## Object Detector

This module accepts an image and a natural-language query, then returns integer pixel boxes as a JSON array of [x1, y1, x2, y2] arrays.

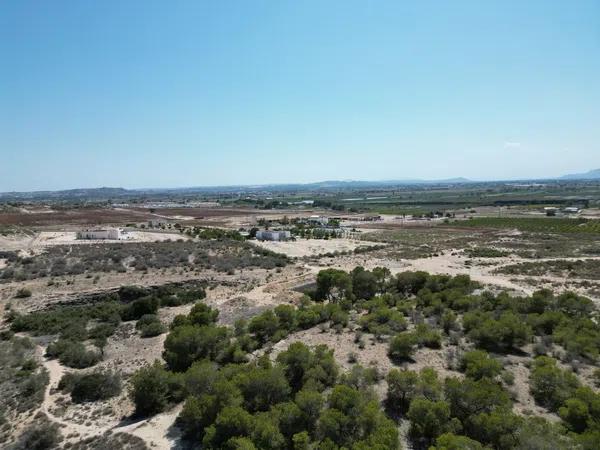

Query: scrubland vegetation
[[0, 239, 287, 282], [497, 259, 600, 280], [0, 335, 49, 447], [118, 267, 600, 449], [3, 192, 600, 448], [7, 284, 206, 368]]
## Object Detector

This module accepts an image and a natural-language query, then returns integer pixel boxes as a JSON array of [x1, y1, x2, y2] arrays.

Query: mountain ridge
[[560, 168, 600, 180], [2, 171, 600, 199]]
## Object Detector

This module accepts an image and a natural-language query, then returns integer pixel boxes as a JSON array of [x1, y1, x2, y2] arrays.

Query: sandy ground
[[0, 233, 36, 252], [35, 337, 184, 448], [252, 238, 369, 258], [116, 404, 183, 449], [0, 230, 187, 258], [30, 230, 184, 248]]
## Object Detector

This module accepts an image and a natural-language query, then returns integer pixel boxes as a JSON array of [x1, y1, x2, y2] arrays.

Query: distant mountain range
[[560, 168, 600, 180], [1, 171, 599, 201], [0, 178, 474, 200]]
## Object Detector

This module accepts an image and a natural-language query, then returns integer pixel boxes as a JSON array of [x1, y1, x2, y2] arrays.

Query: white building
[[255, 230, 291, 241], [308, 215, 329, 226], [148, 219, 169, 228], [76, 228, 121, 240]]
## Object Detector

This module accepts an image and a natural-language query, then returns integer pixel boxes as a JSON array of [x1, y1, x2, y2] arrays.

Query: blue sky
[[1, 1, 599, 191]]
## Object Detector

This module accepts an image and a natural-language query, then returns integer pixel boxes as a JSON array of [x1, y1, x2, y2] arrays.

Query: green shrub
[[460, 350, 502, 380], [46, 340, 100, 368], [529, 356, 580, 411], [14, 287, 32, 298], [135, 314, 166, 337], [414, 323, 442, 349], [130, 362, 179, 416], [141, 321, 167, 337], [388, 332, 417, 362], [11, 420, 61, 450], [465, 311, 532, 352], [163, 324, 230, 371], [59, 371, 121, 403], [407, 398, 456, 445], [121, 295, 159, 321]]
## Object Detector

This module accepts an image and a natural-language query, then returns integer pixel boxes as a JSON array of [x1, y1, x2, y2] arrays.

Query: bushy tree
[[188, 302, 219, 326], [351, 266, 378, 300], [407, 398, 456, 445], [248, 310, 279, 345], [558, 386, 600, 433], [251, 414, 286, 449], [388, 332, 417, 362], [203, 406, 255, 449], [414, 323, 442, 349], [515, 417, 574, 449], [465, 311, 532, 352], [529, 356, 579, 411], [295, 389, 324, 431], [122, 295, 159, 321], [130, 362, 177, 416], [444, 377, 511, 422], [431, 433, 483, 450], [136, 314, 166, 337], [163, 324, 230, 371], [46, 340, 101, 369], [392, 271, 429, 295], [468, 409, 522, 449], [315, 269, 353, 302], [359, 306, 407, 336], [460, 350, 502, 380], [236, 365, 291, 412], [276, 343, 338, 392], [59, 371, 121, 403], [386, 368, 418, 413]]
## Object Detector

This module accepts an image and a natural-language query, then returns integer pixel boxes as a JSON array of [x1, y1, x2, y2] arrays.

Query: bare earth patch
[[252, 238, 367, 258]]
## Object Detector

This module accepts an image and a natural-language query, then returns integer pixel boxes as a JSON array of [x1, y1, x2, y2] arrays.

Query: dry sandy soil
[[252, 237, 368, 258], [32, 230, 183, 247], [0, 229, 186, 256]]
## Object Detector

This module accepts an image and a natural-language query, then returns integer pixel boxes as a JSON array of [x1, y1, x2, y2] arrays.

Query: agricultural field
[[455, 217, 600, 234]]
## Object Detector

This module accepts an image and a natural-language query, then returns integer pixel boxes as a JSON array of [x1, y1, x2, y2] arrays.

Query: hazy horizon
[[2, 1, 599, 192], [4, 170, 600, 194]]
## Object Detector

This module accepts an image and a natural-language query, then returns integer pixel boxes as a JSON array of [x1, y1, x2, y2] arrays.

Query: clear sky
[[1, 1, 599, 191]]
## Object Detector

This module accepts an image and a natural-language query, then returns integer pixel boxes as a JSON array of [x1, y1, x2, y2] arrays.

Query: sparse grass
[[0, 337, 48, 446], [496, 259, 600, 280], [465, 247, 510, 258], [0, 239, 288, 282]]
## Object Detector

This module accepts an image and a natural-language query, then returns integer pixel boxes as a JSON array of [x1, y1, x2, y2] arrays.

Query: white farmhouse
[[255, 230, 291, 241], [76, 228, 121, 240], [308, 215, 329, 226]]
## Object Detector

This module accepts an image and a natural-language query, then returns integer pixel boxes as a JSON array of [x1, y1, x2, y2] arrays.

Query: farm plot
[[455, 217, 600, 234]]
